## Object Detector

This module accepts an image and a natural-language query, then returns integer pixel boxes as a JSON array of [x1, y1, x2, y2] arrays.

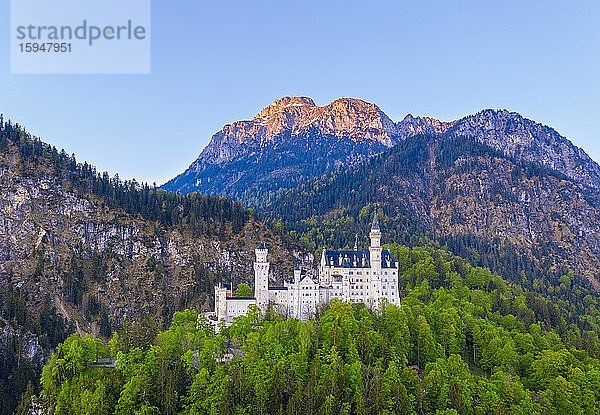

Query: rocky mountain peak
[[397, 113, 455, 137], [448, 109, 600, 189], [212, 97, 401, 152], [268, 96, 316, 109], [303, 97, 397, 143], [327, 97, 383, 113], [254, 96, 316, 121]]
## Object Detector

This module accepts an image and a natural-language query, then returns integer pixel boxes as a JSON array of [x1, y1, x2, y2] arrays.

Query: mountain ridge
[[163, 97, 599, 197], [259, 132, 600, 288]]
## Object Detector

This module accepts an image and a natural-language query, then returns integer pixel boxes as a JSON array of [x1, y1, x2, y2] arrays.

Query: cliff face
[[164, 98, 599, 201], [0, 145, 303, 333], [162, 97, 406, 198]]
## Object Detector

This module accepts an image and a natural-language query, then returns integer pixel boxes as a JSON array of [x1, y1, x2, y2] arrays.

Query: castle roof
[[322, 249, 397, 269], [257, 242, 267, 250], [298, 274, 317, 284]]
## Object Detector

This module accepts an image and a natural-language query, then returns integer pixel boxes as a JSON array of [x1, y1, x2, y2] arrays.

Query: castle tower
[[254, 243, 270, 312], [369, 214, 381, 249], [214, 284, 228, 323], [368, 214, 382, 307], [293, 266, 301, 284]]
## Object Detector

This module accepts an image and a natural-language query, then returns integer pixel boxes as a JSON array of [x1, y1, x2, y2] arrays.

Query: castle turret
[[215, 284, 228, 323], [254, 243, 270, 311], [369, 214, 381, 248], [293, 265, 302, 284]]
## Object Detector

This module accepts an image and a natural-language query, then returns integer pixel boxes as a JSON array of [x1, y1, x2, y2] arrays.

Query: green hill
[[39, 245, 600, 414]]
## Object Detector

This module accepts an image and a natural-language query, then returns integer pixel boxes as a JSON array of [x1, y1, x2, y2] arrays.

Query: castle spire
[[354, 234, 358, 250], [371, 213, 380, 232], [369, 213, 381, 248]]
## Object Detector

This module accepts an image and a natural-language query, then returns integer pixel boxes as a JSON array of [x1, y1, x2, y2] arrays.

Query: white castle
[[210, 215, 400, 326]]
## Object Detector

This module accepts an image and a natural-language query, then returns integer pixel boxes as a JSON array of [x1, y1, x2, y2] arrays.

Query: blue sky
[[1, 1, 599, 184]]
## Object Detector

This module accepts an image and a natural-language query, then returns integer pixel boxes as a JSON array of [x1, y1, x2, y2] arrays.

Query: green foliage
[[234, 283, 253, 298], [40, 247, 600, 414], [0, 290, 69, 415], [253, 132, 599, 353]]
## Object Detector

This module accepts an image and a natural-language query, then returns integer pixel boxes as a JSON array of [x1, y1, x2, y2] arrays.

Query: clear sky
[[1, 1, 599, 184]]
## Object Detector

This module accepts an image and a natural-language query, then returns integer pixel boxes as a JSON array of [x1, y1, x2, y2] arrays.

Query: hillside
[[0, 119, 307, 414], [163, 98, 599, 290], [258, 133, 600, 291], [38, 246, 600, 414]]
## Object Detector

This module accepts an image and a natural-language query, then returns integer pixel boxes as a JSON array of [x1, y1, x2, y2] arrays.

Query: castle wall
[[211, 216, 400, 326]]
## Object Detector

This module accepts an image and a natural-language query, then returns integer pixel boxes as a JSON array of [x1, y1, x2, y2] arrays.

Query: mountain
[[163, 98, 600, 202], [162, 97, 407, 200], [3, 101, 599, 412], [0, 119, 306, 414], [164, 96, 599, 288], [261, 133, 600, 288], [447, 109, 600, 190]]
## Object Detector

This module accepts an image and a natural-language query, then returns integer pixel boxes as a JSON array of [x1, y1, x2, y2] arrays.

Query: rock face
[[163, 98, 599, 200], [0, 132, 308, 358], [0, 162, 301, 335], [446, 109, 600, 190], [162, 97, 405, 198]]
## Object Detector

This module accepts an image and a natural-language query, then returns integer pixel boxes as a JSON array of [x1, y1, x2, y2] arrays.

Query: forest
[[0, 118, 250, 236], [253, 134, 600, 360], [37, 246, 600, 414], [0, 117, 252, 414]]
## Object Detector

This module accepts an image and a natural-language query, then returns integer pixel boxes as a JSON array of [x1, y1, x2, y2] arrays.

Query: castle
[[210, 215, 400, 326]]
